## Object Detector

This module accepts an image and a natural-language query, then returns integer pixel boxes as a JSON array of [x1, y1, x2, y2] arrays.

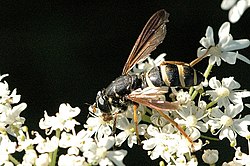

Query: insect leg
[[112, 112, 118, 135], [189, 48, 210, 67], [133, 104, 141, 144], [155, 109, 194, 148]]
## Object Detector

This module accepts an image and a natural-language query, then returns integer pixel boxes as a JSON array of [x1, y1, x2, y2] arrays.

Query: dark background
[[0, 0, 250, 165]]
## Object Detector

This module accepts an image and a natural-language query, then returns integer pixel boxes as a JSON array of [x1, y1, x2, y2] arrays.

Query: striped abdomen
[[144, 63, 204, 88]]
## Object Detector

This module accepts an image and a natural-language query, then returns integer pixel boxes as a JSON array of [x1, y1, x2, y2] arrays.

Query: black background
[[0, 0, 250, 165]]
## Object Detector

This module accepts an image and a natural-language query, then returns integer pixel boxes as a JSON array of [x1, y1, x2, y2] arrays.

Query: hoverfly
[[93, 9, 207, 145]]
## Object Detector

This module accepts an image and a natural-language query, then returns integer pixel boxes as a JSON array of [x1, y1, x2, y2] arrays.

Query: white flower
[[16, 134, 36, 152], [202, 149, 219, 164], [115, 116, 147, 148], [221, 0, 250, 23], [58, 103, 81, 119], [59, 132, 80, 148], [36, 136, 59, 153], [8, 89, 21, 105], [198, 22, 250, 66], [0, 134, 16, 154], [0, 78, 10, 97], [0, 135, 16, 165], [173, 89, 192, 105], [58, 154, 86, 166], [132, 53, 166, 74], [0, 102, 26, 137], [207, 104, 249, 144], [222, 161, 243, 166], [35, 153, 50, 166], [22, 149, 38, 165], [84, 116, 112, 141], [0, 74, 9, 82], [0, 74, 21, 105], [176, 103, 208, 141], [206, 77, 250, 107], [142, 125, 191, 163], [83, 136, 127, 166], [174, 155, 198, 166], [39, 103, 80, 134], [59, 129, 95, 154], [39, 111, 63, 134], [233, 146, 250, 166]]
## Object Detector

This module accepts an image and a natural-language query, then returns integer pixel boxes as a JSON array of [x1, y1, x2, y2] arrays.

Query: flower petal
[[209, 77, 221, 89], [218, 22, 230, 43], [229, 0, 249, 23], [219, 127, 236, 142], [116, 116, 129, 130], [223, 39, 250, 51], [220, 51, 237, 64], [107, 150, 127, 166], [98, 136, 115, 150], [234, 115, 250, 137], [142, 138, 157, 150], [200, 26, 215, 48], [221, 0, 237, 10], [115, 131, 128, 147], [222, 77, 240, 90], [237, 52, 250, 64], [225, 104, 243, 118]]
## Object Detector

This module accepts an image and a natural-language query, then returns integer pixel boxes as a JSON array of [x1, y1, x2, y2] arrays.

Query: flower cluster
[[1, 6, 250, 166]]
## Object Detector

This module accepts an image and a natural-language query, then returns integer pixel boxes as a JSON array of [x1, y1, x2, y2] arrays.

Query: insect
[[93, 9, 207, 145]]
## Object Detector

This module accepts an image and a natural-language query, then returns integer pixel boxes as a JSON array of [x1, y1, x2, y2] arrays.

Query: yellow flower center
[[220, 115, 233, 127], [208, 46, 221, 57], [216, 87, 230, 97]]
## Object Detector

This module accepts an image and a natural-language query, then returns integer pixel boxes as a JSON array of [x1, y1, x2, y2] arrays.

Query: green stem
[[206, 97, 219, 109], [189, 87, 194, 96], [191, 64, 214, 100], [191, 90, 199, 101], [203, 64, 213, 78], [8, 154, 20, 165], [50, 129, 61, 166], [200, 135, 220, 141]]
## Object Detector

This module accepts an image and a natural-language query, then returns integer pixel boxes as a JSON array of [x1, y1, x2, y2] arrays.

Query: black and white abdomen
[[144, 63, 204, 88]]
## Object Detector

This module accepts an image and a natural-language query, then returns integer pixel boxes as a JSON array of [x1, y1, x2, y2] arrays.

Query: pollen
[[130, 127, 135, 133], [208, 46, 221, 57], [216, 87, 230, 97], [220, 115, 233, 127]]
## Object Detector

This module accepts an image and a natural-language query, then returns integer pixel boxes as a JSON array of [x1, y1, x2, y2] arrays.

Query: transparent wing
[[127, 87, 179, 111], [122, 9, 169, 75], [127, 95, 179, 111]]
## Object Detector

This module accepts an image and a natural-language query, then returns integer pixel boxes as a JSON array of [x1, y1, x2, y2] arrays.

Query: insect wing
[[122, 9, 169, 75], [127, 95, 179, 111], [130, 86, 169, 95], [127, 86, 179, 111]]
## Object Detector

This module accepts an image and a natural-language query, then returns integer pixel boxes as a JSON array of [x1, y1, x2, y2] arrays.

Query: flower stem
[[50, 129, 61, 166], [191, 90, 199, 101], [203, 64, 213, 78], [206, 97, 219, 109], [191, 64, 214, 100], [200, 135, 220, 141], [8, 154, 20, 165], [189, 87, 194, 96]]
